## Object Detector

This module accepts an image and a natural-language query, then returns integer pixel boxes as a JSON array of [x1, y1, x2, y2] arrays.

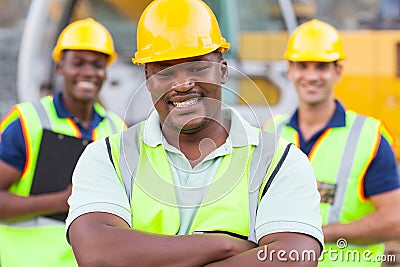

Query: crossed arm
[[67, 136, 322, 266], [69, 212, 321, 267]]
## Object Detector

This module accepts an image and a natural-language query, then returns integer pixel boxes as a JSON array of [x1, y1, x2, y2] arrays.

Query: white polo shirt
[[66, 108, 323, 247]]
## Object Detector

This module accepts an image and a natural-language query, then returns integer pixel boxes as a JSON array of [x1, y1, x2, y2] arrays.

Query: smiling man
[[0, 18, 126, 267], [265, 19, 400, 267], [66, 1, 323, 266]]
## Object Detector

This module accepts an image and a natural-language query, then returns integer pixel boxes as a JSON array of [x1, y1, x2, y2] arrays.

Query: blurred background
[[0, 0, 30, 118], [4, 0, 400, 160], [1, 0, 400, 265]]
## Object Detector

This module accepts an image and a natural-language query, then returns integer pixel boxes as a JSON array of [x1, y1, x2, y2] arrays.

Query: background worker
[[0, 18, 126, 267], [66, 0, 323, 266], [265, 19, 400, 266]]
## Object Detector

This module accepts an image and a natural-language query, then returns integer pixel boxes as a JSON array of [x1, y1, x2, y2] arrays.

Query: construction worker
[[265, 19, 400, 266], [66, 1, 323, 266], [0, 18, 126, 266]]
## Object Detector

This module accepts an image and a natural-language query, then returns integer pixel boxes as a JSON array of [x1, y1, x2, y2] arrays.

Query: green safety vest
[[0, 95, 126, 267], [106, 122, 292, 239], [271, 111, 385, 267]]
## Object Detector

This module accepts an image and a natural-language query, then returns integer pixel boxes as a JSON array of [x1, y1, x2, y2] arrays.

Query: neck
[[61, 94, 94, 129], [162, 116, 230, 167], [297, 99, 336, 141]]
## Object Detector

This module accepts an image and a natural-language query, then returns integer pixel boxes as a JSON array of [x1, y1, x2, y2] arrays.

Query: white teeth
[[77, 81, 95, 89], [173, 98, 199, 108]]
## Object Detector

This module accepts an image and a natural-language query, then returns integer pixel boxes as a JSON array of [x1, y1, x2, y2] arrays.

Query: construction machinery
[[18, 0, 400, 159]]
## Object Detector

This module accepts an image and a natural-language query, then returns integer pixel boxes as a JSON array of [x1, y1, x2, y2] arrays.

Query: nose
[[303, 68, 319, 81], [171, 72, 195, 92], [80, 62, 98, 76]]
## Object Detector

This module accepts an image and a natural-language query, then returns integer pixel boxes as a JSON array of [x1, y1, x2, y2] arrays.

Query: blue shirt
[[0, 92, 105, 172], [287, 100, 400, 197]]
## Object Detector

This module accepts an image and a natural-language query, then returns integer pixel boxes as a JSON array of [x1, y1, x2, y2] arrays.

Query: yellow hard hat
[[52, 18, 117, 65], [132, 0, 230, 65], [284, 19, 346, 62]]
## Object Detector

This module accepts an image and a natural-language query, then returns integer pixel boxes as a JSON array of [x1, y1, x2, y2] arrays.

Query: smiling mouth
[[172, 97, 200, 108], [77, 81, 96, 90]]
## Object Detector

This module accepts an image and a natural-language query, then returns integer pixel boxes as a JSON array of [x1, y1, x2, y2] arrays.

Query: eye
[[72, 60, 84, 67], [316, 63, 330, 70], [191, 66, 208, 72], [94, 62, 106, 69], [155, 69, 174, 78], [188, 63, 210, 73], [295, 62, 307, 69]]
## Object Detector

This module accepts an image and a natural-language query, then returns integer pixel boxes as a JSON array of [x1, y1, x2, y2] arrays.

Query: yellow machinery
[[240, 0, 400, 160], [18, 0, 400, 159]]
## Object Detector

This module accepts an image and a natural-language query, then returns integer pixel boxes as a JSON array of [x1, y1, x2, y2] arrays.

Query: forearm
[[205, 233, 321, 267], [71, 226, 245, 267], [0, 190, 68, 220], [324, 189, 400, 245], [323, 211, 400, 244], [205, 247, 317, 267]]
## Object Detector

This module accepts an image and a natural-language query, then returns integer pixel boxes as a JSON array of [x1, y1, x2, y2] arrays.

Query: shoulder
[[96, 104, 127, 130], [346, 110, 381, 129], [262, 113, 290, 132], [73, 139, 114, 179], [346, 110, 390, 143], [105, 110, 126, 123], [85, 138, 109, 155], [256, 140, 323, 245], [278, 140, 314, 176], [1, 101, 39, 132], [265, 138, 317, 203]]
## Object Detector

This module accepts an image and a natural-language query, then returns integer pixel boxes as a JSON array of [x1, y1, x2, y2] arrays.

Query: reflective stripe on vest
[[273, 111, 379, 222], [2, 96, 125, 225], [106, 122, 291, 240], [275, 111, 385, 266], [0, 97, 124, 267], [33, 99, 118, 135], [328, 115, 365, 223]]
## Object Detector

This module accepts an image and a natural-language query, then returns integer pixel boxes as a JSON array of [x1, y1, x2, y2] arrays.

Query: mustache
[[163, 89, 205, 100]]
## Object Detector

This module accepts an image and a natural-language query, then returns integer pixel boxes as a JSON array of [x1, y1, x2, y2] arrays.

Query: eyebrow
[[157, 57, 210, 67]]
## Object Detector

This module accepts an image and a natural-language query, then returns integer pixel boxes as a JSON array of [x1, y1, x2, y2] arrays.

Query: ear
[[144, 64, 152, 92], [55, 61, 63, 74], [286, 61, 294, 80], [334, 63, 343, 82], [220, 59, 228, 84]]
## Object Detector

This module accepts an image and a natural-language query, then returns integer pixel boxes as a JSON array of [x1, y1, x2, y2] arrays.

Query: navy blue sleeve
[[363, 136, 400, 197], [0, 119, 27, 172]]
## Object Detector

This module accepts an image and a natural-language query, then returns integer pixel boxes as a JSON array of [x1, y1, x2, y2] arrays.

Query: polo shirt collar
[[52, 91, 104, 121], [288, 99, 346, 130], [142, 107, 259, 148]]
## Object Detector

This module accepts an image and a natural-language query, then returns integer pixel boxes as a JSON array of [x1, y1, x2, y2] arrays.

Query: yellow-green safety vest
[[0, 95, 126, 267], [270, 110, 386, 267], [106, 122, 291, 239]]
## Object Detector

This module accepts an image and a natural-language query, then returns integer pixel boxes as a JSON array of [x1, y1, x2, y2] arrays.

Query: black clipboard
[[30, 129, 91, 221]]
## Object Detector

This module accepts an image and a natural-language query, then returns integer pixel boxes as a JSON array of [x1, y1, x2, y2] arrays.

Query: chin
[[169, 117, 208, 133]]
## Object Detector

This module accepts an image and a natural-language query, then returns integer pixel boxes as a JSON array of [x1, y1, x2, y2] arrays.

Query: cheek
[[148, 81, 168, 100], [321, 72, 336, 82], [97, 69, 107, 79], [288, 70, 302, 81], [287, 67, 299, 80]]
